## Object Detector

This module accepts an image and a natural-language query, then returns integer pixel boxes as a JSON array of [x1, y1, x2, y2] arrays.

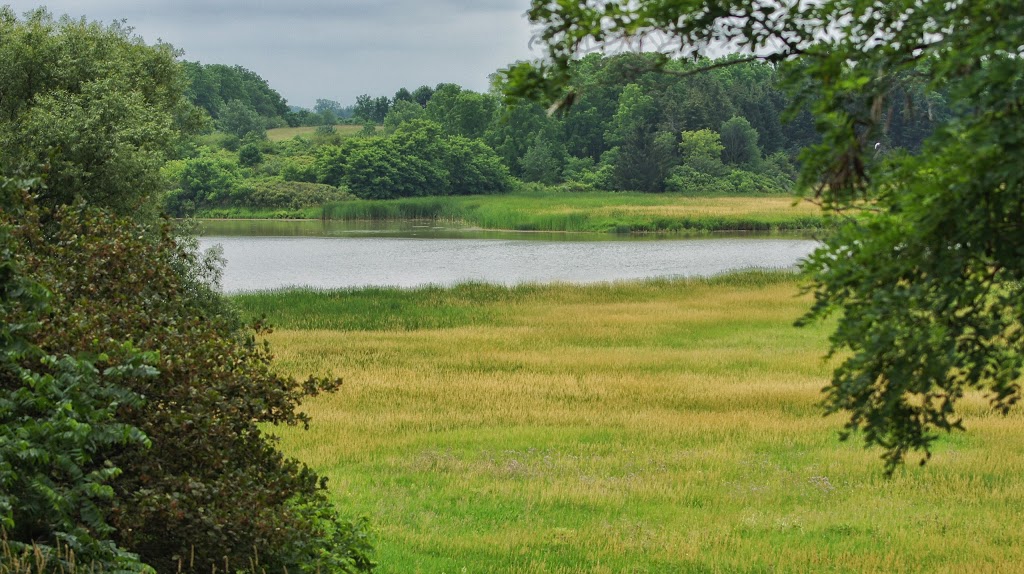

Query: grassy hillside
[[234, 273, 1024, 573], [266, 124, 377, 141]]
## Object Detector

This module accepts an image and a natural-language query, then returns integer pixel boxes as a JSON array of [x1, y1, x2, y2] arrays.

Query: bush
[[316, 121, 512, 199], [163, 152, 240, 216], [664, 165, 730, 194], [280, 156, 320, 183], [725, 168, 790, 194], [3, 192, 375, 573], [1, 178, 152, 572], [237, 178, 353, 209], [238, 143, 263, 167]]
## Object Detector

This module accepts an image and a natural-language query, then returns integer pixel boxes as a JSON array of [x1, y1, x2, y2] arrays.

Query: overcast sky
[[5, 1, 541, 109]]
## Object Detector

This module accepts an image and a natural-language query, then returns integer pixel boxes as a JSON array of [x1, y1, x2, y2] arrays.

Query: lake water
[[198, 220, 820, 293]]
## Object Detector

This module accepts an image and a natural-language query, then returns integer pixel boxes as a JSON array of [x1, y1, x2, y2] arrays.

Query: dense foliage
[[181, 62, 291, 132], [0, 10, 375, 572], [510, 0, 1024, 471], [0, 175, 153, 572], [170, 54, 866, 213], [162, 146, 352, 216], [316, 120, 511, 199], [2, 183, 374, 572], [0, 8, 200, 217]]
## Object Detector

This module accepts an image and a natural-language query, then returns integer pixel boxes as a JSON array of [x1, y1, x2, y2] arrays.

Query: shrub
[[280, 156, 320, 183], [664, 165, 730, 194], [1, 178, 151, 572], [237, 178, 353, 209], [3, 188, 375, 573], [238, 143, 263, 167]]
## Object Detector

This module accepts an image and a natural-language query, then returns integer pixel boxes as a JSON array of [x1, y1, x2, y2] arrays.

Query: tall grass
[[0, 536, 285, 574], [194, 206, 323, 220], [320, 197, 463, 222], [321, 192, 829, 234], [266, 124, 370, 142], [237, 273, 1024, 573], [233, 271, 798, 332]]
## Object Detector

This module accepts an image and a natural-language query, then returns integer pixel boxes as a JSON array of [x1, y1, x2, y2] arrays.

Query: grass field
[[266, 124, 376, 142], [234, 273, 1024, 573], [320, 191, 829, 234]]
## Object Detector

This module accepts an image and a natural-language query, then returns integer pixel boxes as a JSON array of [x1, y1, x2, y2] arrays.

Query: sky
[[4, 1, 542, 109]]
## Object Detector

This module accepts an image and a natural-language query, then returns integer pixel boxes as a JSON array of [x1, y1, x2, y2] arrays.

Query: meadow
[[266, 123, 372, 141], [233, 273, 1024, 573]]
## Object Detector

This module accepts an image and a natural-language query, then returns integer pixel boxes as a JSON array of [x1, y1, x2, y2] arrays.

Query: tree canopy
[[181, 61, 289, 123], [506, 0, 1024, 472], [0, 7, 200, 216]]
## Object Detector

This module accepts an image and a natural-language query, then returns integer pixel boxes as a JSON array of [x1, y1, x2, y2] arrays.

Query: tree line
[[163, 50, 949, 216]]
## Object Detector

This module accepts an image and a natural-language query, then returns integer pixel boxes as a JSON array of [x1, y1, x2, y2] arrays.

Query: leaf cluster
[[1, 178, 374, 572], [315, 120, 511, 199], [0, 8, 200, 217]]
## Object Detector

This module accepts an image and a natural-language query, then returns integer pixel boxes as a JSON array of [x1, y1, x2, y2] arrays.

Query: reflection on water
[[198, 220, 819, 293]]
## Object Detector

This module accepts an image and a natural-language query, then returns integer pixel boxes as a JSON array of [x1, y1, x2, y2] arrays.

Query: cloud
[[5, 0, 539, 107]]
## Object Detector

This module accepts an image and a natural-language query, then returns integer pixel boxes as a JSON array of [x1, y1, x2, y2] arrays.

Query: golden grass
[[265, 124, 372, 142], [260, 277, 1024, 573], [575, 197, 821, 219]]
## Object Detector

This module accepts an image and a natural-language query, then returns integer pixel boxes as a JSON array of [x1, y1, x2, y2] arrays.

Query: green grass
[[233, 271, 797, 332], [267, 124, 379, 142], [236, 272, 1024, 573], [320, 191, 829, 234], [194, 206, 323, 219]]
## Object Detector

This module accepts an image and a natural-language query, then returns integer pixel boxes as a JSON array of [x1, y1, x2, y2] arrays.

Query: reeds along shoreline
[[316, 192, 828, 234]]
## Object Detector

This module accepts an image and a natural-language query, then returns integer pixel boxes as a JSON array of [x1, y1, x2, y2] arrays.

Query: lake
[[198, 220, 820, 293]]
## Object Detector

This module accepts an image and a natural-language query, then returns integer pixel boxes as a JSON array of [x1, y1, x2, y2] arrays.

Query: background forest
[[164, 54, 946, 216]]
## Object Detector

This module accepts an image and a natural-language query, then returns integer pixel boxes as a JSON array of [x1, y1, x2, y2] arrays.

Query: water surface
[[198, 220, 818, 293]]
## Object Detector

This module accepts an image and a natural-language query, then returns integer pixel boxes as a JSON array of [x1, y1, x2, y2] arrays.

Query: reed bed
[[241, 273, 1024, 573], [193, 206, 322, 220], [320, 193, 829, 234]]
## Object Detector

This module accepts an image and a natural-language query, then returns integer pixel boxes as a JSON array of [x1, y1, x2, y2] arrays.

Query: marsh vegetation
[[235, 275, 1024, 573]]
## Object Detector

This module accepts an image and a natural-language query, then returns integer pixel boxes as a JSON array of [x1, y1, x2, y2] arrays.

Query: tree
[[314, 98, 343, 116], [0, 9, 376, 570], [719, 116, 761, 168], [0, 8, 199, 216], [604, 84, 674, 192], [382, 99, 425, 133], [353, 94, 390, 124], [425, 85, 498, 139], [0, 175, 152, 572], [314, 99, 343, 126], [217, 99, 266, 139], [519, 128, 567, 185], [507, 0, 1024, 472], [484, 100, 549, 176], [678, 129, 725, 176], [411, 85, 435, 107], [181, 62, 289, 122], [393, 87, 414, 104]]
